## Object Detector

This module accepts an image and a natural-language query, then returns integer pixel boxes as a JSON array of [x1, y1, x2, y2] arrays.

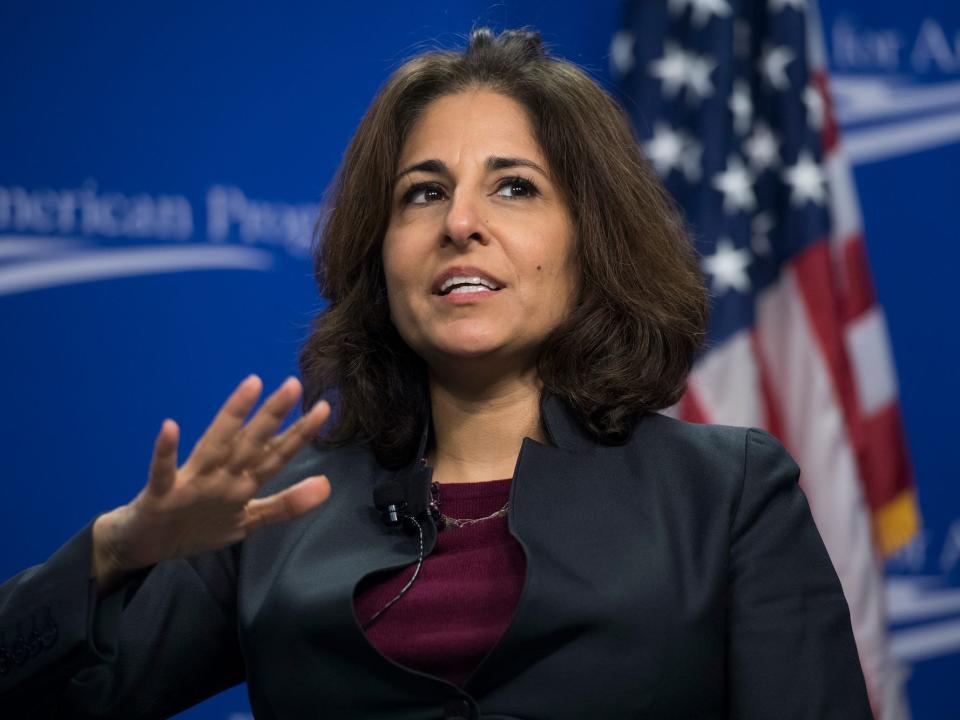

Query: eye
[[401, 182, 446, 205], [496, 176, 540, 199]]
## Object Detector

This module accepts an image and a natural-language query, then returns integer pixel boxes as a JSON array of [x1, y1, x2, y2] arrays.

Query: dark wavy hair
[[299, 27, 708, 469]]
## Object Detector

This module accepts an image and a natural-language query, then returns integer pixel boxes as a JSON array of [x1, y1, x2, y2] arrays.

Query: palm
[[100, 376, 331, 573]]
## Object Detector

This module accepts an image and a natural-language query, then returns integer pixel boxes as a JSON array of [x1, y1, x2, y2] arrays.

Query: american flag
[[611, 0, 919, 717]]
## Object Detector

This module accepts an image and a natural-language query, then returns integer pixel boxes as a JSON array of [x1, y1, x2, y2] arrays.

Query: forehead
[[399, 90, 545, 166]]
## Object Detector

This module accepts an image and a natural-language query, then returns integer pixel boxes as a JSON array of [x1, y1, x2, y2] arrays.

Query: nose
[[442, 189, 487, 249]]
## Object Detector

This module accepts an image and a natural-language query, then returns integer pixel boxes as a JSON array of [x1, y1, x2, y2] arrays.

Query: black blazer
[[0, 395, 873, 719]]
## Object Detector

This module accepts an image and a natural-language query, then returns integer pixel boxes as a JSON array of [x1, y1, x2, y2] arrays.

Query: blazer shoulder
[[632, 411, 754, 455], [629, 414, 799, 500]]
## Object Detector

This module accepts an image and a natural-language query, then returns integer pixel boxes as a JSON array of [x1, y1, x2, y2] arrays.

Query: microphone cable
[[365, 481, 428, 629]]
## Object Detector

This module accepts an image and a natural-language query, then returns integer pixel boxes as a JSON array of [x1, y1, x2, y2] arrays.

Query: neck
[[426, 369, 545, 485]]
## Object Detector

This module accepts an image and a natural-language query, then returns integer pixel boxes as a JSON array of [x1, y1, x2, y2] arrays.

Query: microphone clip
[[373, 480, 412, 529], [380, 499, 408, 528]]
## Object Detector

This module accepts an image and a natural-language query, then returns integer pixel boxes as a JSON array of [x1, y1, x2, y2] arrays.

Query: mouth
[[432, 267, 505, 296]]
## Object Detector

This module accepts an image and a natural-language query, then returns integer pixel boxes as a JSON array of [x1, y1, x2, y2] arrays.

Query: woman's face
[[382, 90, 578, 374]]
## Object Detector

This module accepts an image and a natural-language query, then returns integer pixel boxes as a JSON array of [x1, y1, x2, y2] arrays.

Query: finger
[[248, 400, 331, 482], [146, 419, 180, 496], [228, 377, 303, 470], [242, 475, 331, 532], [191, 375, 263, 467]]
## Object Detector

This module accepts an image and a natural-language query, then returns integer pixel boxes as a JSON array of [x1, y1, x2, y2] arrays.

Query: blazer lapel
[[464, 396, 660, 715]]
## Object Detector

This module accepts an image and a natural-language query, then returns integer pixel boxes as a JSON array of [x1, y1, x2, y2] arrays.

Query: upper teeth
[[439, 276, 499, 293]]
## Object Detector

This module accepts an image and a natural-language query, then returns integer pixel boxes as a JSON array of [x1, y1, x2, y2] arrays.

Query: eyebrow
[[395, 156, 549, 182]]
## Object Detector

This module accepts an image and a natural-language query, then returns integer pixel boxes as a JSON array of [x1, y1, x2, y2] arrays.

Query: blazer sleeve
[[725, 429, 874, 720], [0, 520, 244, 719]]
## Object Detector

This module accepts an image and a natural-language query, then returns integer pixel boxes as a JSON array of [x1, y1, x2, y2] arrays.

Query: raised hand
[[91, 375, 331, 592]]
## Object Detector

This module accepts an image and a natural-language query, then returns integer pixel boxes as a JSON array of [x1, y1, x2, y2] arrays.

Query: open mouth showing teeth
[[437, 276, 503, 296]]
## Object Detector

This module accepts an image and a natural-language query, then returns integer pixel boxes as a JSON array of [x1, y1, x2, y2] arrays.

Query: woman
[[0, 28, 872, 719]]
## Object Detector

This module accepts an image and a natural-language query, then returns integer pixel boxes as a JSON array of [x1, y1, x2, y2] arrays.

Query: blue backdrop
[[1, 2, 957, 717]]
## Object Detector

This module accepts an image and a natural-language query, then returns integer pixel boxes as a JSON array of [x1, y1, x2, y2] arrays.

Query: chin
[[435, 336, 505, 358], [421, 325, 513, 360]]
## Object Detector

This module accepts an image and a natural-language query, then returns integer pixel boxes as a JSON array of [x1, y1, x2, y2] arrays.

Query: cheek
[[536, 237, 579, 317], [382, 232, 429, 339], [528, 229, 578, 292]]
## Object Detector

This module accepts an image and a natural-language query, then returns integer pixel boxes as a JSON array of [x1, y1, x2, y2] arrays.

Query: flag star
[[650, 43, 716, 103], [803, 84, 825, 129], [680, 0, 732, 27], [644, 124, 704, 182], [729, 80, 753, 135], [744, 122, 780, 172], [669, 0, 731, 26], [645, 123, 685, 176], [751, 212, 775, 255], [702, 238, 753, 294], [610, 30, 635, 76], [650, 43, 691, 98], [685, 53, 717, 101], [770, 0, 806, 12], [783, 150, 827, 206], [760, 45, 795, 91], [712, 155, 756, 213]]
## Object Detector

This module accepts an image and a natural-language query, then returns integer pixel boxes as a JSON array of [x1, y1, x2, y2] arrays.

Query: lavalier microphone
[[373, 480, 408, 528], [366, 479, 426, 629]]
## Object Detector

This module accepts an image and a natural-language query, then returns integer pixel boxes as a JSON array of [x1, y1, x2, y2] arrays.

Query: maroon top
[[353, 479, 526, 687]]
